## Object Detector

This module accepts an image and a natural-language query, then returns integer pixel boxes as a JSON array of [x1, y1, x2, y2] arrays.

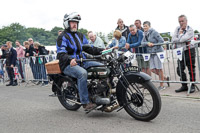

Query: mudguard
[[48, 74, 76, 93], [116, 71, 151, 106]]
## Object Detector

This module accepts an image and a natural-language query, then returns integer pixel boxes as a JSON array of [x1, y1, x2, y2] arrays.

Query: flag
[[52, 55, 56, 60], [40, 57, 43, 63], [156, 52, 165, 63], [45, 56, 49, 62], [32, 57, 36, 64], [142, 54, 151, 61], [173, 47, 183, 61], [14, 67, 19, 80]]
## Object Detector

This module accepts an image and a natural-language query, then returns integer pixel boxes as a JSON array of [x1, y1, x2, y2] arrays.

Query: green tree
[[160, 32, 171, 41], [78, 28, 88, 39], [26, 27, 52, 45], [51, 26, 63, 36], [107, 31, 114, 41], [0, 23, 90, 47], [96, 32, 107, 45], [0, 23, 27, 46]]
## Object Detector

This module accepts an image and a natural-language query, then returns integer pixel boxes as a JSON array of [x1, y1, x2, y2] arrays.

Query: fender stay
[[116, 71, 151, 106]]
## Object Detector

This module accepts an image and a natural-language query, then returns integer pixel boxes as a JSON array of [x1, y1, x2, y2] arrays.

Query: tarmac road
[[0, 84, 200, 133]]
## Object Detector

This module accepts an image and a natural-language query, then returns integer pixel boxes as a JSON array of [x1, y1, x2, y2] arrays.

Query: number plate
[[123, 66, 140, 73]]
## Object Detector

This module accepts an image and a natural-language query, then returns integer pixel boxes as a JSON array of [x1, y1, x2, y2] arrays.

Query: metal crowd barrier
[[130, 40, 200, 95], [0, 59, 7, 83], [1, 41, 200, 95], [22, 54, 57, 86], [0, 54, 57, 86]]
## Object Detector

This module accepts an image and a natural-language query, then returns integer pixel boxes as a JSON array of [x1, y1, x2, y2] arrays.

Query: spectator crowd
[[0, 14, 198, 93], [0, 38, 49, 86]]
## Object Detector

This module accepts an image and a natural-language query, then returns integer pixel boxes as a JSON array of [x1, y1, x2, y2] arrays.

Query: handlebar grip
[[93, 55, 102, 59], [76, 58, 98, 63], [101, 48, 113, 55]]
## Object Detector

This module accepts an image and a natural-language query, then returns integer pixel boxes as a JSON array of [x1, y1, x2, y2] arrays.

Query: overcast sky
[[0, 0, 200, 35]]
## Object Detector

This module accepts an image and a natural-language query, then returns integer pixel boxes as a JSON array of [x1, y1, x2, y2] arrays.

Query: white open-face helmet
[[63, 12, 81, 29]]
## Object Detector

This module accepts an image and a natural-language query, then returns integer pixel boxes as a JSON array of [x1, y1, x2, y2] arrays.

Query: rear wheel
[[57, 79, 81, 111], [123, 80, 161, 121]]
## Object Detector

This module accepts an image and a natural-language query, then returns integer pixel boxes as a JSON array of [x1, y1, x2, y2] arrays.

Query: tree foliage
[[0, 23, 27, 46], [1, 23, 198, 47], [96, 32, 108, 44], [107, 31, 114, 41], [78, 28, 88, 39], [0, 23, 88, 47], [160, 32, 171, 41]]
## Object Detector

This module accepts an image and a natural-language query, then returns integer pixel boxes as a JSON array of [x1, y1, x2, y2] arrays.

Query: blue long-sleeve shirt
[[127, 30, 147, 54], [109, 36, 126, 51]]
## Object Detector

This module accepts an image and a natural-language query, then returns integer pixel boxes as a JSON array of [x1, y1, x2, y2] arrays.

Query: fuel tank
[[87, 66, 110, 79]]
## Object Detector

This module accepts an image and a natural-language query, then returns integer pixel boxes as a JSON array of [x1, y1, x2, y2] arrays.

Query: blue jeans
[[0, 61, 4, 77], [16, 60, 25, 80], [63, 61, 103, 104], [40, 64, 48, 84], [30, 62, 37, 80]]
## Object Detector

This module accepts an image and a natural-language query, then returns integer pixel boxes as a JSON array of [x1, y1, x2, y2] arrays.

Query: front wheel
[[57, 79, 81, 111], [122, 80, 161, 121]]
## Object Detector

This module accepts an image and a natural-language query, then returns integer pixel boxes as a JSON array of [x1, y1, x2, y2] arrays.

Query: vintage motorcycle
[[48, 48, 161, 121]]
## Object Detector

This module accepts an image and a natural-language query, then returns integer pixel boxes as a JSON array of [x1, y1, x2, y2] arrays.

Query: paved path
[[0, 84, 200, 133]]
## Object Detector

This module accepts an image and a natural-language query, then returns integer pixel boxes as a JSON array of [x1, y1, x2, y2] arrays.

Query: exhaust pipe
[[66, 98, 82, 105], [94, 96, 110, 105], [104, 104, 119, 112]]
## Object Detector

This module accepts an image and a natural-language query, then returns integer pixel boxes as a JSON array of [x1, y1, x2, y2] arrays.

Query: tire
[[123, 80, 161, 121], [57, 79, 81, 111]]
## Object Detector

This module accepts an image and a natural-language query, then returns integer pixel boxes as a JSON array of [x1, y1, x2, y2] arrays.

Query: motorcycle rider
[[56, 12, 104, 111]]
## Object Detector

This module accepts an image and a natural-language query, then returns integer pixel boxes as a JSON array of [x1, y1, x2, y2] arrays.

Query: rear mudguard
[[116, 71, 151, 106], [48, 74, 75, 92]]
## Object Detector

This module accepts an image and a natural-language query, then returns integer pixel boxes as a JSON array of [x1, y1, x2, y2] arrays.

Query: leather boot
[[6, 82, 13, 86], [83, 103, 96, 111], [12, 80, 18, 86], [175, 86, 188, 93], [189, 85, 195, 93]]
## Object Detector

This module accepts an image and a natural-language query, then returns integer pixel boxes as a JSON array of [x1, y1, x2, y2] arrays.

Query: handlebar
[[76, 58, 98, 63], [76, 48, 128, 63], [76, 55, 104, 63]]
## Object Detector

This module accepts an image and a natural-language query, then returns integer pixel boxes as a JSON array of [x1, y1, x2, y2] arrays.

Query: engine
[[88, 79, 109, 95]]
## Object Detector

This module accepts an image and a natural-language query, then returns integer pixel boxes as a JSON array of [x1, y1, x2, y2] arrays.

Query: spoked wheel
[[57, 80, 81, 111], [123, 81, 161, 121]]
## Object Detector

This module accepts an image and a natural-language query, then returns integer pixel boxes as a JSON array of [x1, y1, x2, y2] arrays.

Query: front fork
[[119, 74, 144, 104]]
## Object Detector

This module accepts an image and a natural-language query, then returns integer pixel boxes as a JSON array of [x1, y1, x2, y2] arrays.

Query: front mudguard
[[116, 71, 151, 106]]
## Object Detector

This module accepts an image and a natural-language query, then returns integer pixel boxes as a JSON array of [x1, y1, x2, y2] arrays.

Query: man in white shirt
[[88, 31, 105, 48], [172, 14, 195, 93]]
